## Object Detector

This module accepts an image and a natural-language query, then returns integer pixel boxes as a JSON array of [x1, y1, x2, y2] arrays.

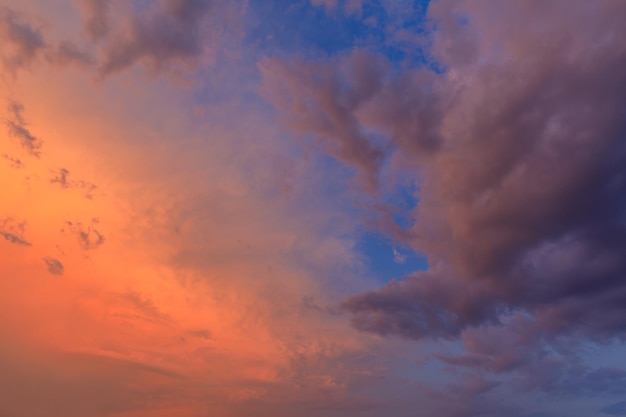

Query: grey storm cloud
[[262, 0, 626, 351]]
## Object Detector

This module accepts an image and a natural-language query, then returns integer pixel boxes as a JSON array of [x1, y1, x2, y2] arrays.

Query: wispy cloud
[[50, 168, 97, 199], [4, 101, 43, 158], [0, 217, 31, 246], [63, 220, 105, 250], [1, 153, 24, 168], [43, 257, 64, 275]]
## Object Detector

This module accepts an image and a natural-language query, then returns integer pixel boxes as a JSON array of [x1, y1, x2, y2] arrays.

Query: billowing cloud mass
[[264, 0, 626, 339], [336, 0, 626, 344], [1, 1, 626, 417], [261, 0, 626, 410]]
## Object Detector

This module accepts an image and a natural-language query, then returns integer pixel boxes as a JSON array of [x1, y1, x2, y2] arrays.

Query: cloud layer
[[1, 1, 626, 417]]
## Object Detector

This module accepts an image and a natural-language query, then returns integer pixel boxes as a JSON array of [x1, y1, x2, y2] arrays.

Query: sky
[[1, 1, 626, 416]]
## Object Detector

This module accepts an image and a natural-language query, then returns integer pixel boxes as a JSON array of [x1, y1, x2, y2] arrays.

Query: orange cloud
[[0, 24, 382, 416]]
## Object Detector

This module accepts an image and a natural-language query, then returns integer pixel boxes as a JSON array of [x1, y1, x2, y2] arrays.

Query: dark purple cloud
[[262, 0, 626, 365], [348, 0, 626, 342]]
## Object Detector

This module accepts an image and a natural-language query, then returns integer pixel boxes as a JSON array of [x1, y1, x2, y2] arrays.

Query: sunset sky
[[2, 1, 626, 416]]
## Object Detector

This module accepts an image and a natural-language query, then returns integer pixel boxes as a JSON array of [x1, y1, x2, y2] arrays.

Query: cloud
[[310, 0, 364, 17], [4, 0, 626, 415], [120, 291, 170, 322], [1, 153, 24, 168], [80, 0, 111, 41], [63, 220, 105, 250], [0, 231, 30, 246], [4, 101, 43, 158], [310, 0, 338, 12], [0, 217, 31, 246], [0, 6, 98, 76], [261, 0, 626, 345], [392, 247, 406, 264], [96, 0, 228, 77], [260, 3, 626, 407], [259, 49, 389, 190], [45, 41, 96, 68], [343, 0, 364, 17], [50, 168, 97, 199], [50, 168, 70, 188], [187, 329, 212, 340], [342, 268, 500, 340], [448, 375, 500, 397], [0, 6, 46, 75], [43, 257, 64, 275], [0, 30, 383, 413], [0, 1, 241, 79], [0, 347, 188, 417]]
